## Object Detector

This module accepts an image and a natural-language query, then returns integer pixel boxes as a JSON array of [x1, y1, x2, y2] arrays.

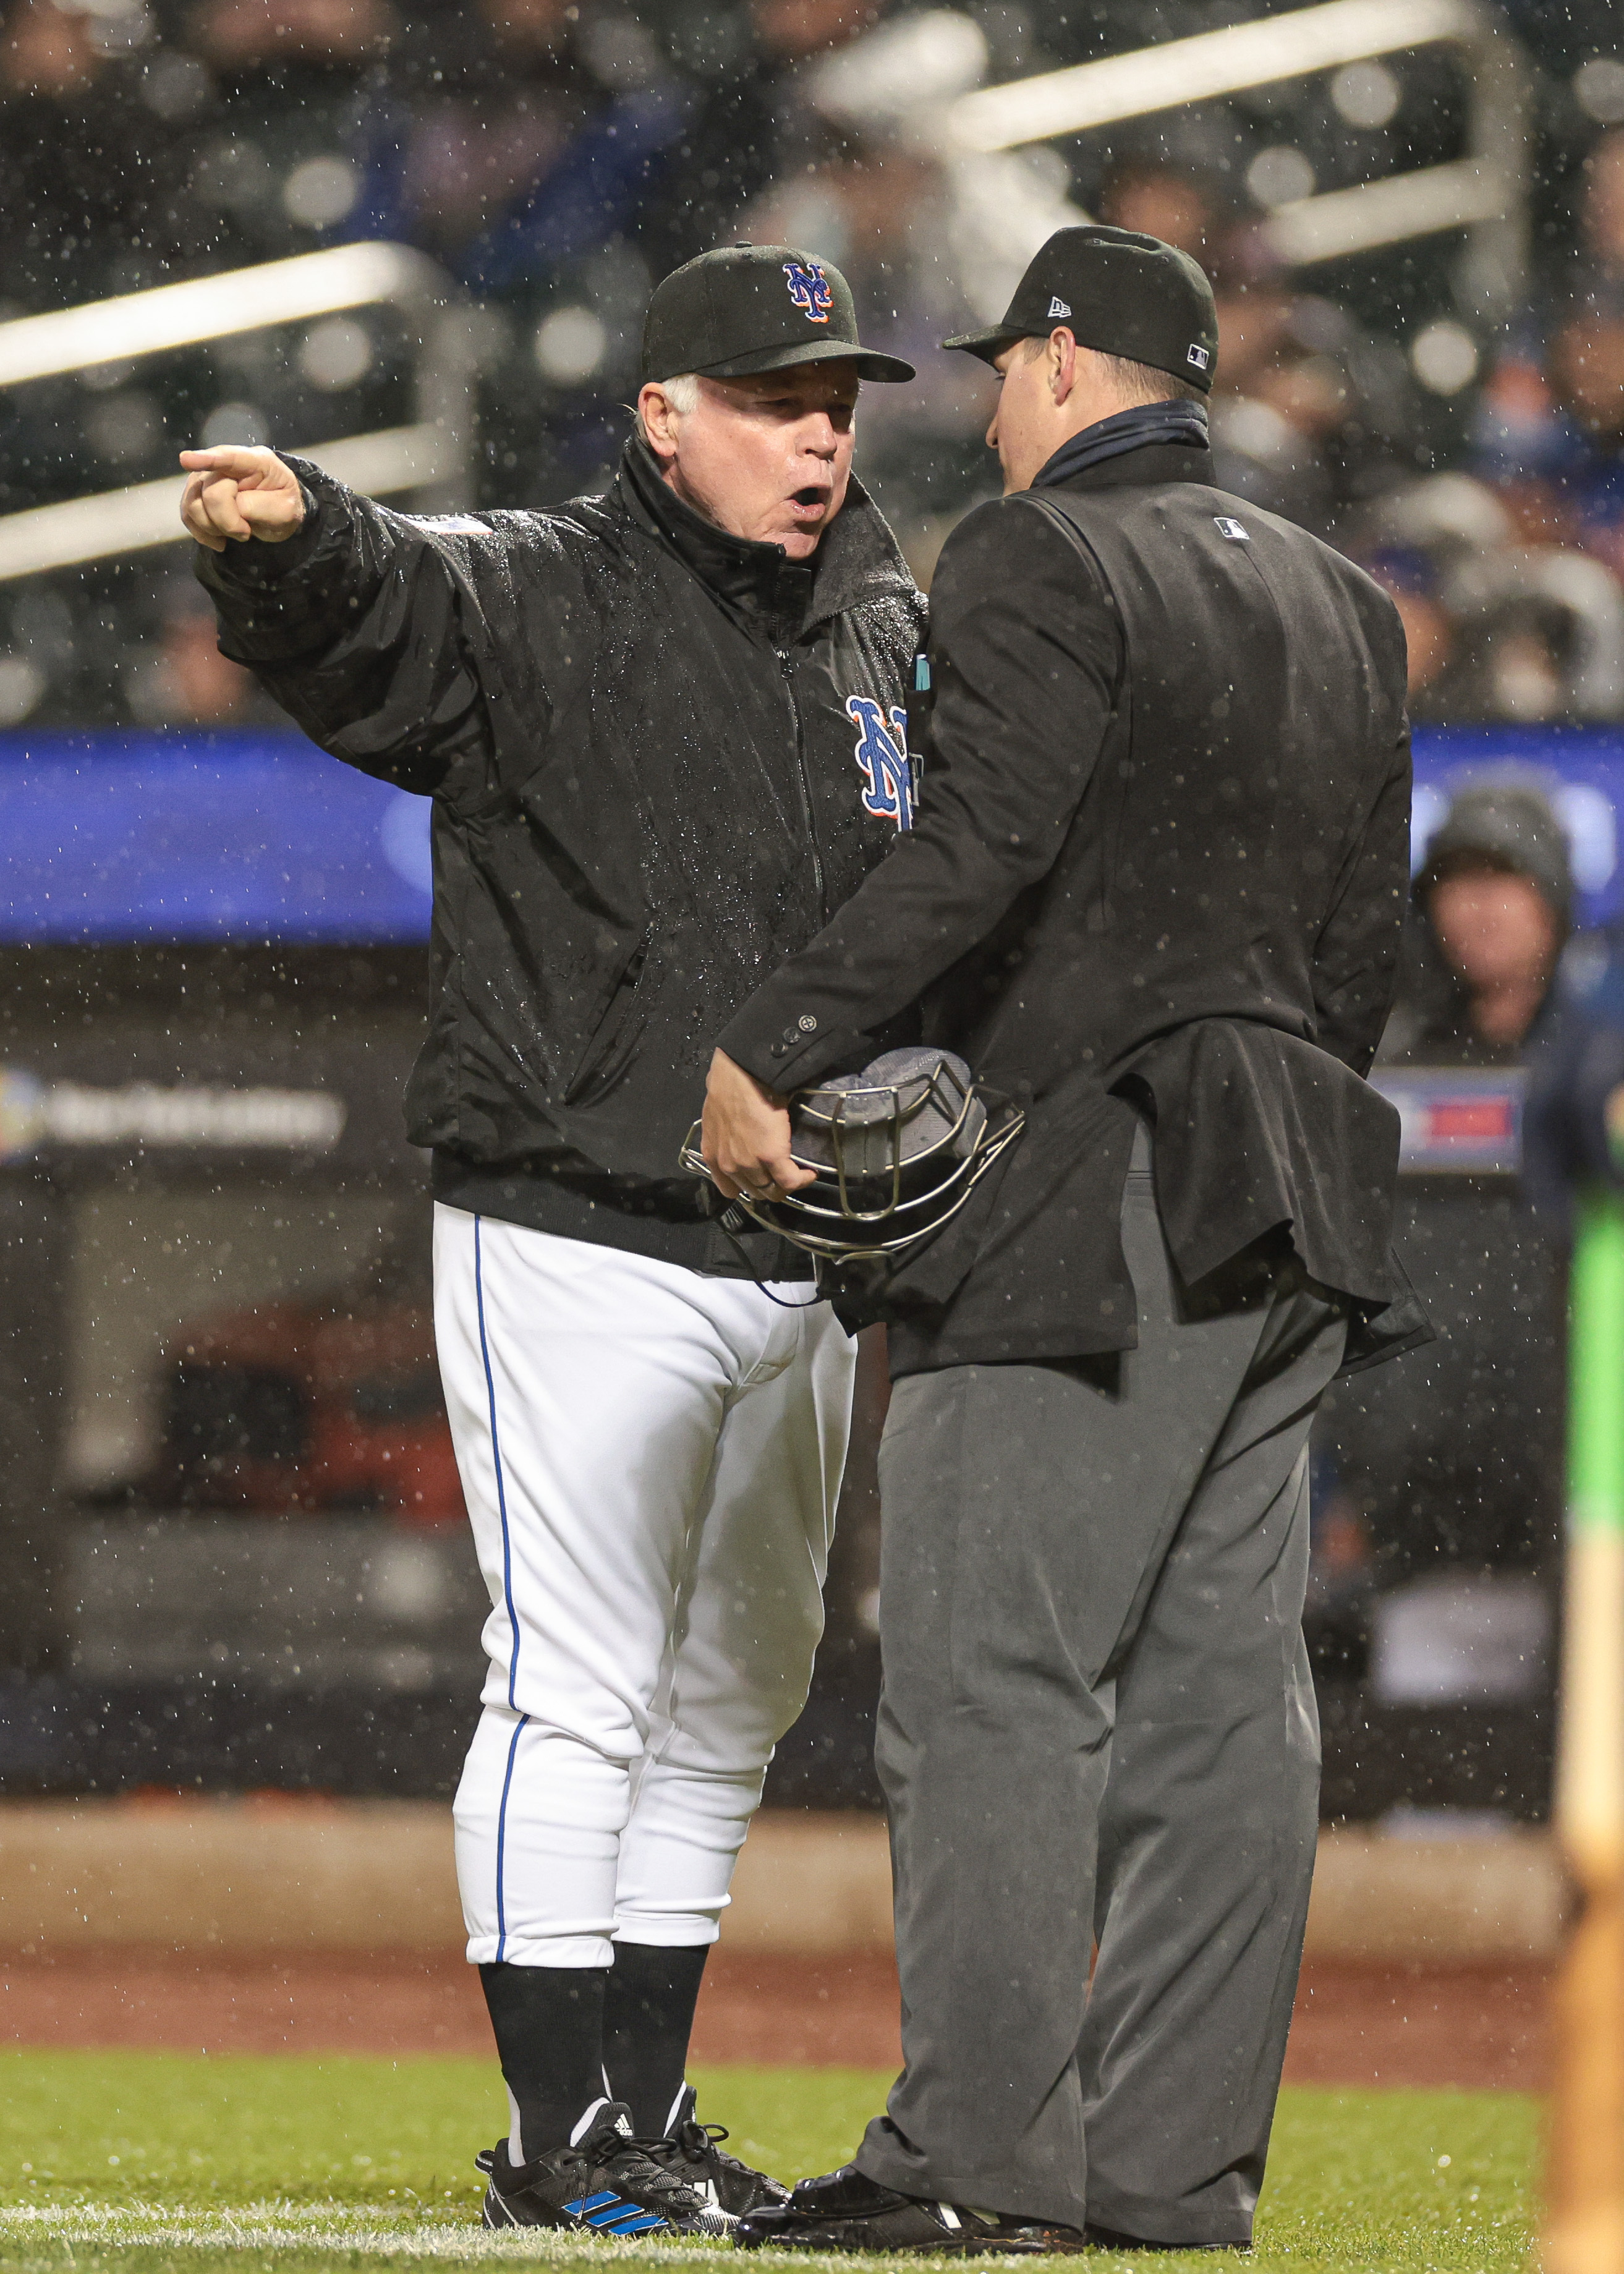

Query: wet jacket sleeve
[[1312, 709, 1413, 1076], [717, 497, 1122, 1089], [193, 454, 490, 794]]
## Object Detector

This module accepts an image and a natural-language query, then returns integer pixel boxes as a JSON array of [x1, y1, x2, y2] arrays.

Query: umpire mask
[[686, 1047, 1024, 1263]]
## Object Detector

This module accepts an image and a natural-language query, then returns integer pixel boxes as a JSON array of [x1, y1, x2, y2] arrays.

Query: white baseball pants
[[434, 1204, 856, 1969]]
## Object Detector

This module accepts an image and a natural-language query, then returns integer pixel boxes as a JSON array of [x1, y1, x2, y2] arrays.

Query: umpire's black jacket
[[718, 416, 1421, 1371], [198, 436, 925, 1274]]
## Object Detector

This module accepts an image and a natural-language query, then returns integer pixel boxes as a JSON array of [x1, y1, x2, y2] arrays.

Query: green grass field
[[0, 2053, 1537, 2274]]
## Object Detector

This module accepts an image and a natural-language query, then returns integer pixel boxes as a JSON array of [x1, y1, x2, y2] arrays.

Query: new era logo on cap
[[1047, 296, 1072, 319], [1187, 342, 1211, 370]]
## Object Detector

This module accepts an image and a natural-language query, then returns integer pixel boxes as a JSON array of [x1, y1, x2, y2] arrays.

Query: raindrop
[[1575, 57, 1624, 125], [199, 402, 268, 449], [141, 50, 208, 120], [1410, 320, 1479, 396], [1330, 60, 1400, 129], [534, 306, 610, 384], [1246, 147, 1316, 210], [282, 156, 359, 231], [299, 318, 374, 392], [79, 360, 138, 394], [0, 658, 44, 726], [84, 392, 161, 464]]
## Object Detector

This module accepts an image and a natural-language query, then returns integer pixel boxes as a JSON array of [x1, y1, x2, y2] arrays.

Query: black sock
[[478, 1962, 609, 2163], [602, 1942, 711, 2136]]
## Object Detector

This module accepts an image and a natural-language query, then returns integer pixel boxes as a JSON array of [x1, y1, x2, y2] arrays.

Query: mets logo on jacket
[[846, 695, 914, 828]]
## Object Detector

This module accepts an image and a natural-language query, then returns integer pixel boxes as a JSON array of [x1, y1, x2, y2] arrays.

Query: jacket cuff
[[716, 997, 869, 1094]]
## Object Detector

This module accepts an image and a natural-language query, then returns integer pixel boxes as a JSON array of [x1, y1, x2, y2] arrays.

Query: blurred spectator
[[1576, 122, 1624, 290], [1542, 284, 1624, 575], [1405, 786, 1569, 1054], [1361, 474, 1624, 720], [184, 0, 398, 272], [122, 579, 280, 725], [351, 1, 685, 295], [1318, 784, 1573, 1590], [1203, 218, 1424, 539], [1365, 545, 1459, 710], [741, 6, 1078, 556], [1095, 154, 1220, 266], [660, 0, 886, 268], [0, 0, 190, 309]]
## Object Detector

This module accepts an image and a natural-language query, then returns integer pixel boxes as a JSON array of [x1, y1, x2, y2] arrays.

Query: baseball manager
[[180, 247, 922, 2235], [705, 225, 1423, 2252]]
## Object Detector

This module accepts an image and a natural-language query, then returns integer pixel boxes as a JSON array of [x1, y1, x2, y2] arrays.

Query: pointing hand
[[178, 446, 306, 553]]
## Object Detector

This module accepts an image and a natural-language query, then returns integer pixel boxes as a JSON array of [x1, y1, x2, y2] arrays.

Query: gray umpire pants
[[855, 1130, 1348, 2245]]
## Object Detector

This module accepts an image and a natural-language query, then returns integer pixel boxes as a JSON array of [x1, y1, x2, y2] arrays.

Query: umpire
[[704, 225, 1421, 2252], [179, 247, 921, 2234]]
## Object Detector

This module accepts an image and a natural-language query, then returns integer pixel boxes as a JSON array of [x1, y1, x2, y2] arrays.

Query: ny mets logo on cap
[[846, 696, 914, 829], [784, 260, 835, 324]]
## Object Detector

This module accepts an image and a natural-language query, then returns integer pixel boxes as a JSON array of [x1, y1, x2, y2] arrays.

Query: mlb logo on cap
[[1187, 343, 1211, 370]]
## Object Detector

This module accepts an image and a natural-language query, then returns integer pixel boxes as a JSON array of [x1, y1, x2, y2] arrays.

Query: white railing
[[944, 0, 1529, 316], [0, 242, 474, 582]]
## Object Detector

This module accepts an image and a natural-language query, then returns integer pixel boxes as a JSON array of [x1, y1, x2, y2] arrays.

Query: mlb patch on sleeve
[[1214, 517, 1251, 541]]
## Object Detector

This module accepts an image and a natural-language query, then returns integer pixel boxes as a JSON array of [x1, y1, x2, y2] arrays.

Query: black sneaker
[[477, 2097, 733, 2238], [636, 2083, 791, 2222], [736, 2164, 1089, 2255]]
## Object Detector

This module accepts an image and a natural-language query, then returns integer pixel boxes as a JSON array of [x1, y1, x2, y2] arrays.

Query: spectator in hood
[[1318, 783, 1573, 1591], [1393, 783, 1571, 1059]]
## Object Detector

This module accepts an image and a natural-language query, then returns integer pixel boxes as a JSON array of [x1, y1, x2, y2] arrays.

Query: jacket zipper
[[778, 645, 828, 921]]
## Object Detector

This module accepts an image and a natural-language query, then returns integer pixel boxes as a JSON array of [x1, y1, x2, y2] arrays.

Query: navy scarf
[[1032, 399, 1209, 489]]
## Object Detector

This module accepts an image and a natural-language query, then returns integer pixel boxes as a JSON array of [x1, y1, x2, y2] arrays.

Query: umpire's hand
[[702, 1050, 817, 1203], [178, 446, 306, 551]]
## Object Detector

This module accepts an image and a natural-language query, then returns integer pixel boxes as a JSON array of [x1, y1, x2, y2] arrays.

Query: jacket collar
[[1032, 399, 1210, 493], [616, 436, 916, 641]]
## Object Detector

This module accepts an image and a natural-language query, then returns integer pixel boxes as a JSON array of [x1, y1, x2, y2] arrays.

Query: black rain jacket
[[198, 437, 925, 1273], [719, 433, 1427, 1371]]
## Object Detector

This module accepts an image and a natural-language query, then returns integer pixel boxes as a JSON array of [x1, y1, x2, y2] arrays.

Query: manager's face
[[639, 364, 859, 560]]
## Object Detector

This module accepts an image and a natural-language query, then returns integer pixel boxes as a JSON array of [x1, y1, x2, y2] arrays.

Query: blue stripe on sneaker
[[473, 1214, 520, 1706], [492, 1711, 528, 1963], [602, 2212, 668, 2234], [566, 2194, 620, 2215]]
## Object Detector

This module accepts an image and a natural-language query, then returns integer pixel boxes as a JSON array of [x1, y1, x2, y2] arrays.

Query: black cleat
[[476, 2097, 733, 2238], [635, 2083, 790, 2223], [736, 2164, 1090, 2254]]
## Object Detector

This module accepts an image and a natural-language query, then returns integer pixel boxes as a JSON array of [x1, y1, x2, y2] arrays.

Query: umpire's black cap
[[942, 224, 1218, 394], [641, 244, 915, 386]]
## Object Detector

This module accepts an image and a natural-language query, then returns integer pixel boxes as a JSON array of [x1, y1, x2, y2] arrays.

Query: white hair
[[636, 372, 700, 443]]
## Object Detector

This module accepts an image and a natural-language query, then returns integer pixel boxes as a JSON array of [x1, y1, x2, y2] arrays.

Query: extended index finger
[[177, 446, 271, 479]]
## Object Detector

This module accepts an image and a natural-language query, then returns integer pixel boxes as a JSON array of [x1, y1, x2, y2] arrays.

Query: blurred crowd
[[12, 0, 1624, 1791], [1, 0, 1623, 725]]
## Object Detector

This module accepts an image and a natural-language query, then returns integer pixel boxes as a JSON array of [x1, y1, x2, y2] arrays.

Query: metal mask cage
[[788, 1055, 984, 1225], [678, 1054, 1025, 1264]]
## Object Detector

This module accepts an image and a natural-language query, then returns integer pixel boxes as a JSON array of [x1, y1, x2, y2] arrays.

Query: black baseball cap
[[640, 244, 914, 386], [943, 224, 1218, 394]]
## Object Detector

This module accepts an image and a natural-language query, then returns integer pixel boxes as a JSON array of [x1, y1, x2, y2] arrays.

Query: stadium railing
[[0, 242, 475, 584]]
